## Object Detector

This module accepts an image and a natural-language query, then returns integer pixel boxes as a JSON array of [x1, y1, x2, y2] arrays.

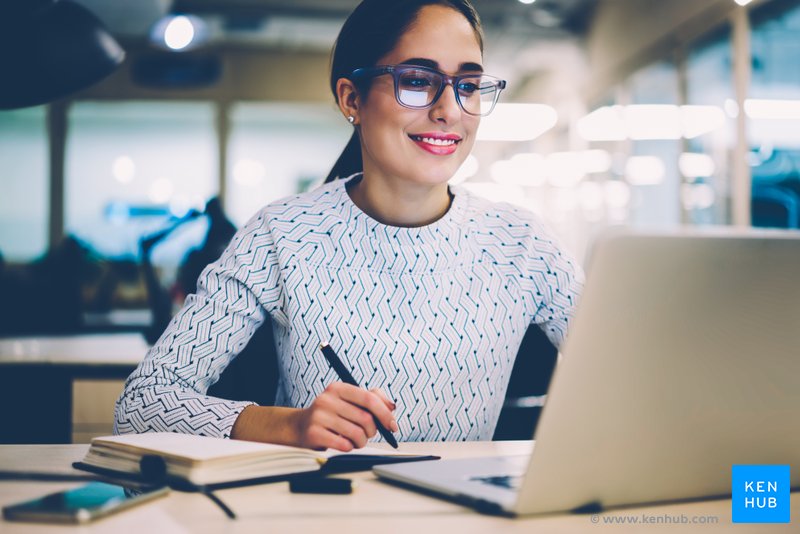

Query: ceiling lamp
[[0, 0, 125, 109], [150, 14, 209, 52]]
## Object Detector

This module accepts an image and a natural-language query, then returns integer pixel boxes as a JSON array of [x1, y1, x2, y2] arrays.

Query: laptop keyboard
[[469, 474, 523, 490]]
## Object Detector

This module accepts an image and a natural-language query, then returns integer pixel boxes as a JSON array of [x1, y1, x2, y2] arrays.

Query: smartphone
[[2, 482, 169, 524]]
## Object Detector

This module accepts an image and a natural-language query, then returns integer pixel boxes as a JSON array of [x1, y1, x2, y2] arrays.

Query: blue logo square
[[732, 465, 790, 523]]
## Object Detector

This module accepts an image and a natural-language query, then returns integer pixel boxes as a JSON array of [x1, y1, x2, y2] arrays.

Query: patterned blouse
[[115, 175, 584, 442]]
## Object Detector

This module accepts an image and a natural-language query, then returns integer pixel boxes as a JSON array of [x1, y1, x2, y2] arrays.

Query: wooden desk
[[1, 441, 797, 533], [0, 334, 148, 444]]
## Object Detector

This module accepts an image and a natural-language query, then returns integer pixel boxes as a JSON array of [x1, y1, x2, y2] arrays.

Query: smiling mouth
[[408, 134, 461, 147]]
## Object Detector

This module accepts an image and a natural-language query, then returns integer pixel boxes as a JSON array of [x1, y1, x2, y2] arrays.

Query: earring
[[347, 115, 355, 124]]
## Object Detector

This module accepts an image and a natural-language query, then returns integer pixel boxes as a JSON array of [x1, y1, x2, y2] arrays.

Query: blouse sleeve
[[114, 210, 286, 439], [521, 219, 585, 348]]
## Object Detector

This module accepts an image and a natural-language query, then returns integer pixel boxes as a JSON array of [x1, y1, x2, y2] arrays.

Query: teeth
[[417, 136, 457, 146]]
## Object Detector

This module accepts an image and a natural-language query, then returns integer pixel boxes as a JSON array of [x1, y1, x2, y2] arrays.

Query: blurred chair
[[752, 185, 800, 229], [751, 148, 800, 229], [206, 319, 279, 407], [493, 326, 558, 440], [0, 237, 99, 336]]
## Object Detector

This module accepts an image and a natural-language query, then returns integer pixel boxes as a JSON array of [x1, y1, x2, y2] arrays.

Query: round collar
[[331, 173, 468, 247]]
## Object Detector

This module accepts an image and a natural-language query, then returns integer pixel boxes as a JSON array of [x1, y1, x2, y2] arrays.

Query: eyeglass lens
[[396, 68, 499, 116]]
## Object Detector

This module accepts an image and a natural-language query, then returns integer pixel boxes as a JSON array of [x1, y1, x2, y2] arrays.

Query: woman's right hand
[[293, 382, 398, 451]]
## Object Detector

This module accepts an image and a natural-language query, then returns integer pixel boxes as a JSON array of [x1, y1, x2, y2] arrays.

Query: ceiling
[[72, 0, 597, 102], [75, 0, 598, 46], [171, 0, 598, 31]]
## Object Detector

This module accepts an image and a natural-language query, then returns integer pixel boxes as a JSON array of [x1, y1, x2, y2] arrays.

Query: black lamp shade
[[0, 0, 125, 110]]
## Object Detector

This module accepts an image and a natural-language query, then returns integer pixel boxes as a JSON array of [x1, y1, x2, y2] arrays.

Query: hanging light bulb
[[150, 14, 209, 52]]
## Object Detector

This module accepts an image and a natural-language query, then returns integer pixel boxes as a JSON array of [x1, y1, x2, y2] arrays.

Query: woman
[[115, 0, 584, 451]]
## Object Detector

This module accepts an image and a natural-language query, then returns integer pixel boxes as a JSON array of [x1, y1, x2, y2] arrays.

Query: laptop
[[374, 228, 800, 516]]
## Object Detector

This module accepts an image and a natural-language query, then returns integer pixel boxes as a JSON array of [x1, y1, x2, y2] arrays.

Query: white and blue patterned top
[[115, 175, 584, 442]]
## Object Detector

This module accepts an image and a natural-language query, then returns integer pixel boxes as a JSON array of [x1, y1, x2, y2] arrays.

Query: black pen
[[319, 342, 399, 449]]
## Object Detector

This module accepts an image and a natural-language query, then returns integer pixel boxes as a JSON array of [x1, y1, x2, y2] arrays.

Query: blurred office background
[[1, 0, 798, 443]]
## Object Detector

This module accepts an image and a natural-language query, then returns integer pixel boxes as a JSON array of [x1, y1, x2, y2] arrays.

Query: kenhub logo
[[731, 465, 790, 523]]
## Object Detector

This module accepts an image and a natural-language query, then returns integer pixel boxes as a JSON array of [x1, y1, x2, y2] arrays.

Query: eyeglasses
[[350, 64, 507, 117]]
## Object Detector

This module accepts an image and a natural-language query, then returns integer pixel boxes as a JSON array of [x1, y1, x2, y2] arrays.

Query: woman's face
[[356, 5, 483, 189]]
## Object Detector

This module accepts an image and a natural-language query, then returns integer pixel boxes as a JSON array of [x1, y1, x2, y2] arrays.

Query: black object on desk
[[290, 477, 353, 495], [319, 342, 399, 448], [321, 454, 439, 474]]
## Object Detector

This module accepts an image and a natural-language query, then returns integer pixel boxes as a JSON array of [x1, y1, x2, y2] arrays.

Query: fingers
[[301, 401, 366, 450], [334, 399, 378, 439], [304, 423, 355, 452], [370, 388, 397, 411], [318, 409, 370, 449], [302, 384, 386, 450], [299, 383, 400, 452], [333, 383, 399, 433]]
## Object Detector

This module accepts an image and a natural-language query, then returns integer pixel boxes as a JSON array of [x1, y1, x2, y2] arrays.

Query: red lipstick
[[408, 132, 462, 155]]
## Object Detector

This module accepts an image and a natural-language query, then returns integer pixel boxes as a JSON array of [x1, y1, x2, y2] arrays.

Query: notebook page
[[322, 446, 421, 458], [92, 433, 314, 463]]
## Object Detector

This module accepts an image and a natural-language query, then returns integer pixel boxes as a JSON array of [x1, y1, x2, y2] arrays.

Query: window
[[0, 106, 49, 261], [65, 102, 217, 265], [627, 61, 682, 227], [685, 27, 735, 225], [226, 103, 351, 226]]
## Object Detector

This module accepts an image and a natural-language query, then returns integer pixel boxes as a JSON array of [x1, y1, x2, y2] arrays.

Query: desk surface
[[1, 441, 797, 533], [0, 333, 148, 366]]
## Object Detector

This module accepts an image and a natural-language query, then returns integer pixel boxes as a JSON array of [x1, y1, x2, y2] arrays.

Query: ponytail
[[325, 131, 362, 183]]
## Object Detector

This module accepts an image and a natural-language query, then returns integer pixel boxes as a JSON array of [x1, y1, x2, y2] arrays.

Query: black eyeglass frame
[[350, 64, 507, 117]]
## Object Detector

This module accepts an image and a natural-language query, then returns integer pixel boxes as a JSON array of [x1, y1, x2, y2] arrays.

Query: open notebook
[[73, 433, 437, 491]]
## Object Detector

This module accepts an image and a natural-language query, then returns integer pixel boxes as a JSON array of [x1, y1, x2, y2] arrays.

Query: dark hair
[[324, 0, 484, 183]]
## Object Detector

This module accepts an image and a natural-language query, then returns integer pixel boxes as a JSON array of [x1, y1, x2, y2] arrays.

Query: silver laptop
[[374, 229, 800, 516]]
